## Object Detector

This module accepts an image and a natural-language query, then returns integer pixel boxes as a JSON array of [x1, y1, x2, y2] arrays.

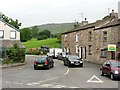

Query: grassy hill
[[23, 38, 61, 50], [29, 23, 76, 34]]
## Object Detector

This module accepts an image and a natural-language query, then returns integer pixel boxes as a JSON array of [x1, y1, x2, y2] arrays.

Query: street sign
[[108, 44, 116, 51]]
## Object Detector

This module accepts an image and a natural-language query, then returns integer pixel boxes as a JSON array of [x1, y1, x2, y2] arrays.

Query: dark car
[[34, 56, 54, 70], [57, 52, 66, 60], [63, 55, 83, 67], [100, 60, 120, 80]]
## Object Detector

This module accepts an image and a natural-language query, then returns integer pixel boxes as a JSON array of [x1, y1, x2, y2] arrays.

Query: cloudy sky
[[0, 0, 120, 28]]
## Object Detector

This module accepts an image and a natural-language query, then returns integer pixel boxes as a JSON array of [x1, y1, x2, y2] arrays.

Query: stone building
[[62, 10, 120, 64]]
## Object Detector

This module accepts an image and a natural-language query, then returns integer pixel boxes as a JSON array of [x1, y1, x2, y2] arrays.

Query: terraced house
[[62, 10, 120, 64], [0, 18, 25, 59]]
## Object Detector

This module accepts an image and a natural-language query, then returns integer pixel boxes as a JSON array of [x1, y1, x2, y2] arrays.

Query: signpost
[[108, 44, 116, 51]]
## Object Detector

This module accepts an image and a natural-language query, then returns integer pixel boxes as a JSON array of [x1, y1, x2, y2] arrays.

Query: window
[[64, 34, 67, 41], [88, 45, 92, 55], [89, 31, 92, 41], [76, 34, 79, 42], [10, 31, 16, 39], [76, 45, 79, 54], [103, 31, 107, 42], [0, 30, 4, 38], [101, 50, 107, 58]]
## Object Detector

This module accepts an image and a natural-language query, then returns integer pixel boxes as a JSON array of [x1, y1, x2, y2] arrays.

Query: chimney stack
[[81, 18, 88, 26], [110, 9, 118, 18]]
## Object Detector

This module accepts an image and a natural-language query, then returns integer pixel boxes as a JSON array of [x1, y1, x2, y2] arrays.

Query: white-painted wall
[[0, 20, 20, 40]]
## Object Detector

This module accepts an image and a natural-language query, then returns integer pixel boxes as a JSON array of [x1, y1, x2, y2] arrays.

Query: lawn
[[22, 38, 61, 50]]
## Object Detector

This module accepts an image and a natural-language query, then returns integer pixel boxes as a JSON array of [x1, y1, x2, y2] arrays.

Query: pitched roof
[[0, 18, 19, 32], [62, 17, 119, 34], [95, 19, 120, 30]]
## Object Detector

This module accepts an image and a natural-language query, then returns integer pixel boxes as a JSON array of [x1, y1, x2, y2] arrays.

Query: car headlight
[[114, 70, 119, 74], [80, 61, 83, 63], [71, 62, 74, 64]]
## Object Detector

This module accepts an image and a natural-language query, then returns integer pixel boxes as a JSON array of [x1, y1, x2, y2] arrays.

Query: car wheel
[[100, 70, 104, 76], [52, 64, 54, 68], [68, 63, 71, 67], [110, 73, 114, 80], [47, 65, 50, 70], [34, 66, 37, 70]]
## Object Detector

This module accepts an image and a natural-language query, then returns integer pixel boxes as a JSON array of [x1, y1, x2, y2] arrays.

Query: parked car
[[63, 55, 83, 67], [100, 60, 120, 80], [33, 56, 54, 70], [47, 48, 62, 58], [57, 52, 66, 60]]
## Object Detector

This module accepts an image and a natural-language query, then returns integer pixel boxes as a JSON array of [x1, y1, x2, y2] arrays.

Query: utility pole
[[108, 8, 110, 15]]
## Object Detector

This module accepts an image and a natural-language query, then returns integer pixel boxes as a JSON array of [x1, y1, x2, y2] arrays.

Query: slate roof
[[95, 19, 120, 30], [62, 17, 120, 34]]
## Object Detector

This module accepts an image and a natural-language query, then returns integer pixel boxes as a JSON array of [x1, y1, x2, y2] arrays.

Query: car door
[[104, 61, 111, 75]]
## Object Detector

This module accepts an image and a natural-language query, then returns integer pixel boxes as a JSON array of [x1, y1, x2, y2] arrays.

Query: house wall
[[0, 21, 20, 40], [93, 26, 119, 64]]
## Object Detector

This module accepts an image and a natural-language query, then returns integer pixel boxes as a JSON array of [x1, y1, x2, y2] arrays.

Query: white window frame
[[76, 45, 79, 53], [76, 34, 79, 42], [0, 30, 4, 38], [10, 30, 16, 39]]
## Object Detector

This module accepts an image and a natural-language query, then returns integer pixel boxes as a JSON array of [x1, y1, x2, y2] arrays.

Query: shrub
[[5, 44, 25, 64], [26, 48, 40, 55], [37, 35, 47, 40]]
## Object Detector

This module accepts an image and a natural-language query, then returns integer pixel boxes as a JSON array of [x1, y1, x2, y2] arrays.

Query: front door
[[79, 47, 82, 59]]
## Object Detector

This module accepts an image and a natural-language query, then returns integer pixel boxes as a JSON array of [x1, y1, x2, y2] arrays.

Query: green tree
[[0, 13, 21, 29], [31, 26, 39, 38], [20, 28, 32, 42], [38, 29, 51, 38]]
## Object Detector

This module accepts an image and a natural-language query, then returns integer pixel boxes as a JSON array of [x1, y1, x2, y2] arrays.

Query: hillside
[[29, 23, 76, 34]]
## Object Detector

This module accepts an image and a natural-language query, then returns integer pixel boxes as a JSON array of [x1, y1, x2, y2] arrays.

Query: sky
[[0, 0, 120, 28]]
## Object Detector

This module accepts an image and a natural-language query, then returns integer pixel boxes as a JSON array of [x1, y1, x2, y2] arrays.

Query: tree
[[20, 28, 32, 42], [0, 13, 21, 29], [38, 29, 51, 38], [31, 26, 39, 38]]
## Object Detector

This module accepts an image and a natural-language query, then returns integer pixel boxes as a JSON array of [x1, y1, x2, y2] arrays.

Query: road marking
[[26, 77, 57, 86], [64, 68, 69, 75], [87, 75, 103, 83], [5, 81, 22, 85]]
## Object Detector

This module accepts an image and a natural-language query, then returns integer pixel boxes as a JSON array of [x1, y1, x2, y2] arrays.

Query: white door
[[79, 46, 82, 58]]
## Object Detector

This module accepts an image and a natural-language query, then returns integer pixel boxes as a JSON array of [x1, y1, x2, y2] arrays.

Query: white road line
[[40, 84, 53, 87], [87, 75, 103, 83], [64, 68, 69, 75], [26, 77, 57, 86], [5, 81, 22, 85]]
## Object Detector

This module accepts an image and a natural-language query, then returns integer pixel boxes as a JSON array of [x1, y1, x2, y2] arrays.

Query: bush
[[26, 48, 40, 55], [5, 44, 25, 64], [37, 35, 47, 40]]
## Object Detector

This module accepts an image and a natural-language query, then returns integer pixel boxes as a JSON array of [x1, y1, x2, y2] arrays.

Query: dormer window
[[10, 30, 16, 39], [0, 30, 4, 38]]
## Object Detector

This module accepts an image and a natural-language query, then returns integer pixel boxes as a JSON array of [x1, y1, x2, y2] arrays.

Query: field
[[22, 38, 61, 50]]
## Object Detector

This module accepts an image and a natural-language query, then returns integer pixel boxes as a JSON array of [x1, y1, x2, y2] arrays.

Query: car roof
[[108, 60, 120, 62]]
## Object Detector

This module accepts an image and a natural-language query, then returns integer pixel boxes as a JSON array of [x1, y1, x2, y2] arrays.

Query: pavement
[[0, 62, 26, 69]]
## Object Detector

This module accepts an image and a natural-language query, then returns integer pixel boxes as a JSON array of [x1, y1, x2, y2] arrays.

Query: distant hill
[[29, 23, 76, 34]]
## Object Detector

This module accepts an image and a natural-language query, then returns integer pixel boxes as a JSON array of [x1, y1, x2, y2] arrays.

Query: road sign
[[108, 44, 116, 51], [87, 75, 103, 83]]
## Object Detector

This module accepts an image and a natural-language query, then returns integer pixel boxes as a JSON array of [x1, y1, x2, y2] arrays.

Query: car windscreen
[[69, 56, 80, 61], [111, 61, 120, 68], [36, 57, 46, 62]]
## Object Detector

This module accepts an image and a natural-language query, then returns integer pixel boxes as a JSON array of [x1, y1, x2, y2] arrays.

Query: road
[[2, 55, 120, 88]]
